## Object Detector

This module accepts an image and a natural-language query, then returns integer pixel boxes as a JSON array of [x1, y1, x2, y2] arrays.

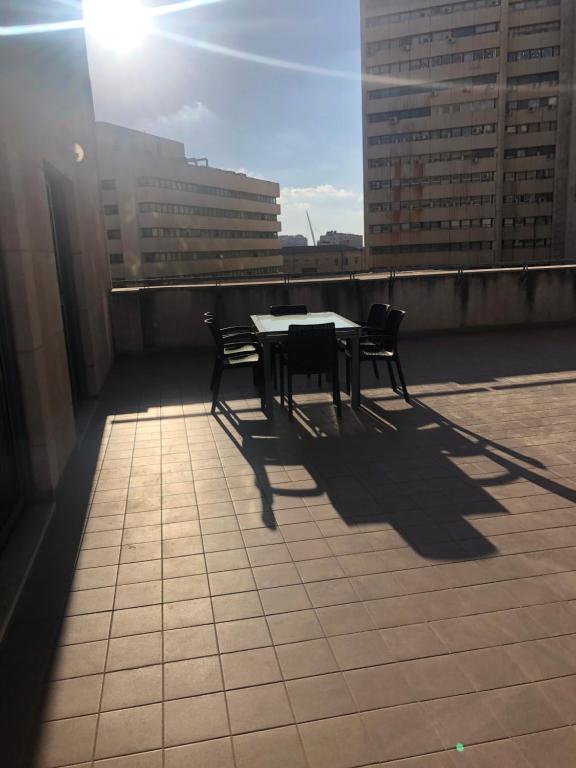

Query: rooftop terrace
[[2, 326, 576, 767]]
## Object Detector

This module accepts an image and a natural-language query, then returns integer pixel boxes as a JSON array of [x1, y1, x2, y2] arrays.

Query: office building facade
[[96, 123, 282, 283], [318, 231, 364, 248], [361, 0, 575, 267]]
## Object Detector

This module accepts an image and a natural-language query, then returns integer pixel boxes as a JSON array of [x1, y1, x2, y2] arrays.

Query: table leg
[[350, 333, 360, 409], [262, 338, 274, 414]]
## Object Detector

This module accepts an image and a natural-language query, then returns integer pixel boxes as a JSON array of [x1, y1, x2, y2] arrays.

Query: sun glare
[[83, 0, 152, 53]]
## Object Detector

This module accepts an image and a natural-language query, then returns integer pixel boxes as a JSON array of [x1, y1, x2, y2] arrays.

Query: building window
[[368, 74, 497, 102], [503, 193, 553, 204], [138, 201, 277, 222], [368, 147, 495, 168], [503, 216, 552, 226], [143, 249, 280, 263], [370, 218, 494, 234], [103, 204, 119, 215], [369, 195, 495, 213], [101, 179, 116, 190], [508, 46, 560, 62], [504, 169, 555, 181], [368, 47, 499, 76], [507, 96, 558, 112], [141, 227, 278, 240], [107, 229, 121, 240], [510, 0, 559, 9], [509, 21, 560, 37], [370, 171, 495, 191], [368, 123, 496, 147], [109, 253, 124, 264], [504, 145, 555, 160], [366, 0, 501, 28], [505, 121, 557, 134], [366, 22, 499, 56], [136, 176, 277, 204], [372, 241, 493, 256], [508, 72, 559, 89], [502, 238, 552, 248]]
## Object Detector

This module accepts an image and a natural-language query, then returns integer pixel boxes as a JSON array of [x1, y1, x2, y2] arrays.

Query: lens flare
[[83, 0, 152, 53]]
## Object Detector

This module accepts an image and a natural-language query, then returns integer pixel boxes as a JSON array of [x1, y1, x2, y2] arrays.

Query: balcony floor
[[3, 327, 576, 768]]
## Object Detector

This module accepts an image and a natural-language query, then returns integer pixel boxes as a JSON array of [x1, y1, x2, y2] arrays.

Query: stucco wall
[[110, 266, 576, 354]]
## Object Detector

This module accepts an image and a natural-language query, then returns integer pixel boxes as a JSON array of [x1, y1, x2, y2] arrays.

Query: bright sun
[[84, 0, 152, 53]]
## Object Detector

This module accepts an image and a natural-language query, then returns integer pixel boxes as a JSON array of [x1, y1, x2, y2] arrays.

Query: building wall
[[361, 0, 575, 268], [0, 20, 113, 496], [110, 265, 576, 353], [318, 232, 364, 248], [279, 234, 309, 247], [96, 123, 282, 283], [282, 246, 367, 273]]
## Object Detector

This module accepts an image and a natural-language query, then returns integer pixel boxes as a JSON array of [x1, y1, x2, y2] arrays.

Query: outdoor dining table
[[250, 311, 361, 414]]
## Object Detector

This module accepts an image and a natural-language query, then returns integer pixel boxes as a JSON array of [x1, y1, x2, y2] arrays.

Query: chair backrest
[[366, 303, 390, 328], [286, 322, 337, 373], [382, 309, 405, 351], [269, 304, 308, 316], [204, 316, 224, 352]]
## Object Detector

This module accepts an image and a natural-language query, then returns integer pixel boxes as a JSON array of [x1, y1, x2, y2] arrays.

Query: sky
[[86, 0, 364, 238]]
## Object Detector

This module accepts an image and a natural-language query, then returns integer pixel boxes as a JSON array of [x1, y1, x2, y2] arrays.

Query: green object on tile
[[456, 743, 465, 753]]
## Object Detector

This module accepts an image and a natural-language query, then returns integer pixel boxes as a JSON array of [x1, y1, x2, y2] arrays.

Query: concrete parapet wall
[[110, 266, 576, 353]]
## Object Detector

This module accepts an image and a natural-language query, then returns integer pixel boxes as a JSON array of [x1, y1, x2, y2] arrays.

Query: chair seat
[[223, 343, 258, 355], [223, 352, 260, 366]]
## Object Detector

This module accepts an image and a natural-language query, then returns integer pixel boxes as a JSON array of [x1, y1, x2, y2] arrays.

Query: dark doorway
[[45, 169, 85, 408]]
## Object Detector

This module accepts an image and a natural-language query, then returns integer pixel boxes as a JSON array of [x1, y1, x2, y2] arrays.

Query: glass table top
[[251, 311, 359, 335]]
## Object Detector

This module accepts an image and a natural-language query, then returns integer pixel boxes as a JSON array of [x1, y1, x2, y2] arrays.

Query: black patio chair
[[205, 317, 264, 412], [267, 305, 315, 389], [284, 322, 342, 419], [356, 303, 390, 332], [203, 312, 254, 341], [344, 308, 409, 402]]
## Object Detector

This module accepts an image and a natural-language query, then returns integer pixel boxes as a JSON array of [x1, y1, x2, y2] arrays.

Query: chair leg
[[211, 362, 223, 413], [395, 354, 410, 403], [317, 374, 322, 389], [386, 359, 397, 392], [372, 359, 380, 379], [345, 356, 351, 396], [271, 352, 277, 391], [287, 372, 294, 419], [332, 363, 342, 418], [279, 355, 285, 407]]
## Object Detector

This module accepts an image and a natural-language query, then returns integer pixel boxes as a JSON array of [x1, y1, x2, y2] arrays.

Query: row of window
[[504, 168, 554, 181], [368, 122, 496, 146], [373, 241, 493, 255], [109, 253, 123, 264], [138, 201, 277, 222], [503, 216, 552, 226], [366, 23, 499, 56], [370, 171, 495, 191], [510, 0, 559, 9], [368, 98, 498, 124], [502, 238, 552, 248], [369, 195, 495, 213], [367, 73, 497, 101], [142, 249, 279, 263], [508, 45, 559, 62], [135, 176, 277, 204], [509, 21, 560, 38], [508, 71, 559, 88], [507, 96, 557, 112], [367, 47, 498, 76], [368, 148, 495, 168], [504, 145, 555, 159], [504, 193, 553, 204], [505, 120, 557, 134], [365, 0, 501, 29], [140, 227, 277, 240], [103, 204, 119, 215], [370, 218, 494, 234]]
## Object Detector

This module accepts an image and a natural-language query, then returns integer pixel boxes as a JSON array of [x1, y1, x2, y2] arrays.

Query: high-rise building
[[96, 123, 282, 283], [361, 0, 575, 268], [318, 231, 364, 248]]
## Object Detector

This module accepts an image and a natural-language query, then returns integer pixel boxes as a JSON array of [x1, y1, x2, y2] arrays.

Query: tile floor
[[2, 328, 576, 767]]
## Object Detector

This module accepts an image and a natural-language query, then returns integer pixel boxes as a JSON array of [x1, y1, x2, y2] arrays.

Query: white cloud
[[133, 102, 215, 143], [279, 184, 364, 238]]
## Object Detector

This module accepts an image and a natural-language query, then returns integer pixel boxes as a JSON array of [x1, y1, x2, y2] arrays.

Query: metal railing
[[111, 258, 575, 290]]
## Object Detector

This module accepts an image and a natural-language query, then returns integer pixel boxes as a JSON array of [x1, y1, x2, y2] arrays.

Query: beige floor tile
[[164, 656, 223, 699], [221, 646, 282, 689], [287, 672, 357, 722], [277, 638, 339, 680], [227, 682, 294, 733], [216, 617, 272, 653], [165, 738, 234, 768], [164, 693, 229, 746], [34, 714, 97, 768], [101, 665, 163, 710], [164, 624, 218, 661], [106, 632, 162, 671], [95, 703, 162, 759], [42, 675, 103, 721], [233, 725, 307, 768], [299, 713, 378, 768]]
